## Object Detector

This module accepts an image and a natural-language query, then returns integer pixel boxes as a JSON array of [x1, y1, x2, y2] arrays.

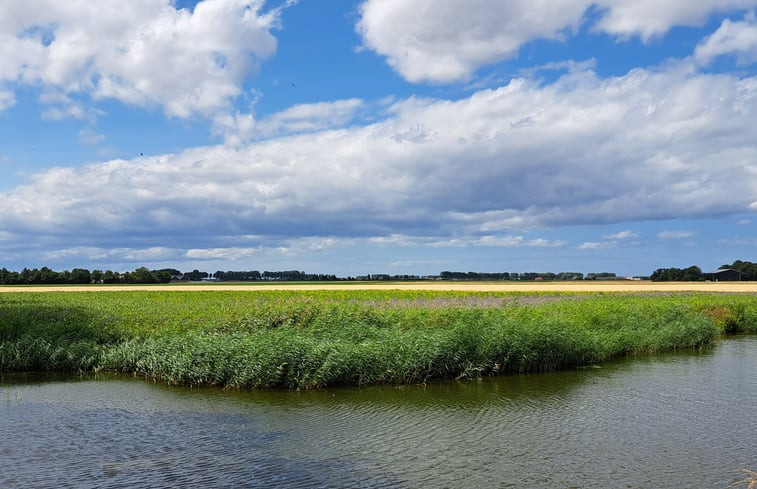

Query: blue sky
[[1, 0, 755, 277]]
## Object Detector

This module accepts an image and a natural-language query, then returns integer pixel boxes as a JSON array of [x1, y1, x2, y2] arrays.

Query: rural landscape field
[[2, 283, 756, 487], [3, 280, 757, 293], [2, 284, 755, 388], [3, 0, 757, 486]]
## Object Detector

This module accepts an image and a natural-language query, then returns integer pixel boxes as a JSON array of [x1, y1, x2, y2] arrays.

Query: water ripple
[[2, 337, 756, 488]]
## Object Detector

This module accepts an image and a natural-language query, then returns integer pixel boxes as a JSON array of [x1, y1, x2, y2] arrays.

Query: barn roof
[[708, 268, 745, 275]]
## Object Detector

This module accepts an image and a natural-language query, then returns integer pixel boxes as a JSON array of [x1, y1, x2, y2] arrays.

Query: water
[[2, 337, 756, 488]]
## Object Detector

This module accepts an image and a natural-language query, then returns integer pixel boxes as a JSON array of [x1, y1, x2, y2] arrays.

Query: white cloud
[[38, 91, 97, 121], [356, 0, 757, 82], [0, 65, 756, 255], [0, 89, 14, 111], [696, 12, 757, 65], [78, 128, 106, 146], [211, 98, 366, 146], [579, 241, 610, 250], [658, 230, 695, 239], [356, 0, 590, 83], [604, 230, 638, 239], [432, 236, 566, 248], [212, 111, 257, 146], [254, 99, 365, 138], [593, 0, 756, 41], [0, 0, 278, 119], [185, 247, 259, 260], [41, 245, 181, 263], [579, 231, 641, 249], [369, 234, 565, 249]]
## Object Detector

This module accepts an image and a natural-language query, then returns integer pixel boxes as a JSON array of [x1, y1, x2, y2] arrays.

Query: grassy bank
[[1, 290, 755, 388]]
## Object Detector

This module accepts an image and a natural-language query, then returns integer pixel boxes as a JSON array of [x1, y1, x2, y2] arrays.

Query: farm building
[[703, 269, 745, 281]]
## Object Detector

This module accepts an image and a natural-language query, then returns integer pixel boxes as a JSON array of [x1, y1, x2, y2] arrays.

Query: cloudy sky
[[1, 0, 756, 277]]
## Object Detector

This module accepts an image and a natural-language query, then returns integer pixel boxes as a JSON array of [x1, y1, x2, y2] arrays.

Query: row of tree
[[0, 267, 172, 285], [650, 266, 703, 282], [439, 271, 617, 281], [0, 266, 627, 285], [650, 260, 756, 281], [4, 260, 750, 285], [212, 270, 340, 281]]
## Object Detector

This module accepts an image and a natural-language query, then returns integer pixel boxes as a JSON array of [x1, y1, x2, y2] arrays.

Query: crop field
[[1, 289, 755, 388], [1, 280, 757, 293]]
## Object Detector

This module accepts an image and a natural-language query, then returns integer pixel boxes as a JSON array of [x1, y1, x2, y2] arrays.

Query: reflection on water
[[2, 337, 756, 488]]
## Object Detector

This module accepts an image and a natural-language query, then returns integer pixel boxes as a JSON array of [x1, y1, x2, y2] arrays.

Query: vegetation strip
[[1, 290, 755, 389]]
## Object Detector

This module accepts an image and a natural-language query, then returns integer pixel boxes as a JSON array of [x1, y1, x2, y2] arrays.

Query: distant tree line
[[650, 260, 756, 281], [0, 266, 172, 285], [212, 270, 340, 281], [439, 271, 616, 281], [0, 267, 348, 285], [357, 274, 424, 281], [0, 266, 630, 285], [650, 266, 703, 282]]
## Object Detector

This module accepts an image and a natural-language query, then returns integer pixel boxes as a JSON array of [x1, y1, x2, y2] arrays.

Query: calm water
[[1, 336, 756, 488]]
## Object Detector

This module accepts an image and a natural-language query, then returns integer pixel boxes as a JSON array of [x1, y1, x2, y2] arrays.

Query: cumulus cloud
[[593, 0, 756, 41], [695, 12, 757, 65], [356, 0, 589, 83], [0, 0, 278, 119], [356, 0, 757, 82], [1, 65, 756, 257], [212, 111, 257, 146]]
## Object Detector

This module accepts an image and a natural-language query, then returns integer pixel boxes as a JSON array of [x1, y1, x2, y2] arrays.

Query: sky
[[0, 0, 756, 277]]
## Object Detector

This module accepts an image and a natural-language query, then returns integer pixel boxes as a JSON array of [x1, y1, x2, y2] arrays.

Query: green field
[[1, 290, 755, 388]]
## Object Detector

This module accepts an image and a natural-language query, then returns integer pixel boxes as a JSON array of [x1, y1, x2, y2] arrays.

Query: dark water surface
[[2, 337, 756, 488]]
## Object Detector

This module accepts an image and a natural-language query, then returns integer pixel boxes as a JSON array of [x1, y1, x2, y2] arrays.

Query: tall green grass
[[1, 291, 754, 388]]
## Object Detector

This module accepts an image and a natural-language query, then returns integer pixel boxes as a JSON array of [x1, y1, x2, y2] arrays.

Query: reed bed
[[1, 290, 755, 388]]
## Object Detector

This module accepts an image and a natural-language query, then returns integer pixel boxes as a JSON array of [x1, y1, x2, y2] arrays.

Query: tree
[[39, 266, 59, 283], [651, 266, 701, 281], [132, 267, 156, 284], [102, 270, 119, 284], [184, 269, 208, 281], [153, 270, 172, 283], [681, 266, 702, 282], [91, 270, 104, 284], [69, 268, 91, 284]]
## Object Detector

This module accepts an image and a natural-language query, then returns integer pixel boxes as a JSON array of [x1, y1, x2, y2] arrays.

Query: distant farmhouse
[[703, 269, 745, 281]]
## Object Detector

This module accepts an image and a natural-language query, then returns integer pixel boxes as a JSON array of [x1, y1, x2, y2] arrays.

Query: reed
[[1, 290, 754, 388]]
